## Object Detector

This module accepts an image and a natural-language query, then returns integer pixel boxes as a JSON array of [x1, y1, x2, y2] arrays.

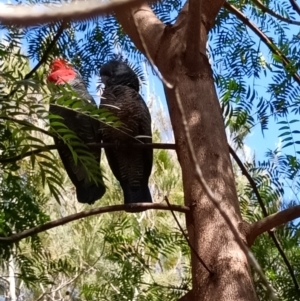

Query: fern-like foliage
[[78, 215, 190, 301], [1, 0, 300, 300]]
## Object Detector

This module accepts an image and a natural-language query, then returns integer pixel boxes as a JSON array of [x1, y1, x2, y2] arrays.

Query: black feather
[[49, 74, 106, 204], [100, 60, 140, 92], [100, 60, 153, 208]]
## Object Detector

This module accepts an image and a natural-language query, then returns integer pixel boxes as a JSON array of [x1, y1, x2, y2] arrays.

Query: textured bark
[[159, 51, 257, 301], [116, 1, 258, 300]]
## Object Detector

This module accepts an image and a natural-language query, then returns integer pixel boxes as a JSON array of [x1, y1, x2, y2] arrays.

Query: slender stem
[[229, 145, 300, 291], [252, 0, 300, 25], [224, 2, 300, 85], [0, 143, 176, 164], [26, 22, 66, 79], [0, 116, 56, 138], [0, 203, 190, 243], [165, 196, 212, 274], [6, 21, 65, 100], [228, 145, 267, 216], [289, 0, 300, 15]]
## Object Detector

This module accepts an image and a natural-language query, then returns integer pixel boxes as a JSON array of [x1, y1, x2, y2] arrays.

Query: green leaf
[[282, 142, 294, 148], [278, 126, 290, 131]]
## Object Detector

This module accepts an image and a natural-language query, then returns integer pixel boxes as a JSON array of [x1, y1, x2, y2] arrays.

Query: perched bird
[[100, 59, 153, 205], [100, 60, 140, 92], [47, 58, 105, 204]]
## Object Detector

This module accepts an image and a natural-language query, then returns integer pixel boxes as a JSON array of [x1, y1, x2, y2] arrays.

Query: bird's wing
[[50, 105, 101, 182], [100, 85, 153, 183]]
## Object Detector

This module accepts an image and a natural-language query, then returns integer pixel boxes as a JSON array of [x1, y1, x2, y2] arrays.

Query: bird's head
[[47, 58, 76, 84], [100, 60, 140, 92]]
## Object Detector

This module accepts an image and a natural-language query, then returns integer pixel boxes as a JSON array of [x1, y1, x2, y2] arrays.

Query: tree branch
[[185, 0, 203, 71], [248, 206, 300, 244], [224, 2, 300, 85], [0, 0, 159, 27], [229, 145, 300, 291], [175, 0, 226, 32], [252, 0, 300, 25], [202, 0, 226, 31], [115, 1, 164, 58], [289, 0, 300, 15], [165, 196, 212, 274], [0, 203, 190, 243], [0, 143, 176, 164], [174, 1, 188, 28]]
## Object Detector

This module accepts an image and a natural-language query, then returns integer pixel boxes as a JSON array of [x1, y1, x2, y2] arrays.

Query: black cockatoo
[[47, 58, 105, 204], [100, 60, 153, 205]]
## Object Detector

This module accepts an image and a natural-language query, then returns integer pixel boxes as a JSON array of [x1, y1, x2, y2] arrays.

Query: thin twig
[[165, 196, 212, 274], [0, 0, 159, 26], [35, 275, 78, 301], [224, 2, 300, 85], [0, 145, 57, 164], [289, 0, 300, 15], [0, 203, 189, 243], [252, 0, 300, 25], [6, 22, 65, 100], [229, 145, 300, 291], [26, 22, 66, 79], [36, 244, 106, 301], [0, 116, 56, 138], [0, 143, 176, 164], [228, 145, 267, 216], [52, 102, 152, 144], [174, 87, 278, 299], [139, 281, 190, 291], [270, 232, 300, 292]]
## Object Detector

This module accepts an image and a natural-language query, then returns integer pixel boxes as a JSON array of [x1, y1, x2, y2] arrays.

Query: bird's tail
[[76, 183, 106, 205], [120, 182, 152, 212]]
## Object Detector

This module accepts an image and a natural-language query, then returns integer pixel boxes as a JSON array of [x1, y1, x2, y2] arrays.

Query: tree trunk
[[160, 50, 257, 301], [117, 1, 258, 300]]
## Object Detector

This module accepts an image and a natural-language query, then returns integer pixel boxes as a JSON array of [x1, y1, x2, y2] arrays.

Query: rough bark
[[116, 1, 258, 300], [160, 51, 257, 301]]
